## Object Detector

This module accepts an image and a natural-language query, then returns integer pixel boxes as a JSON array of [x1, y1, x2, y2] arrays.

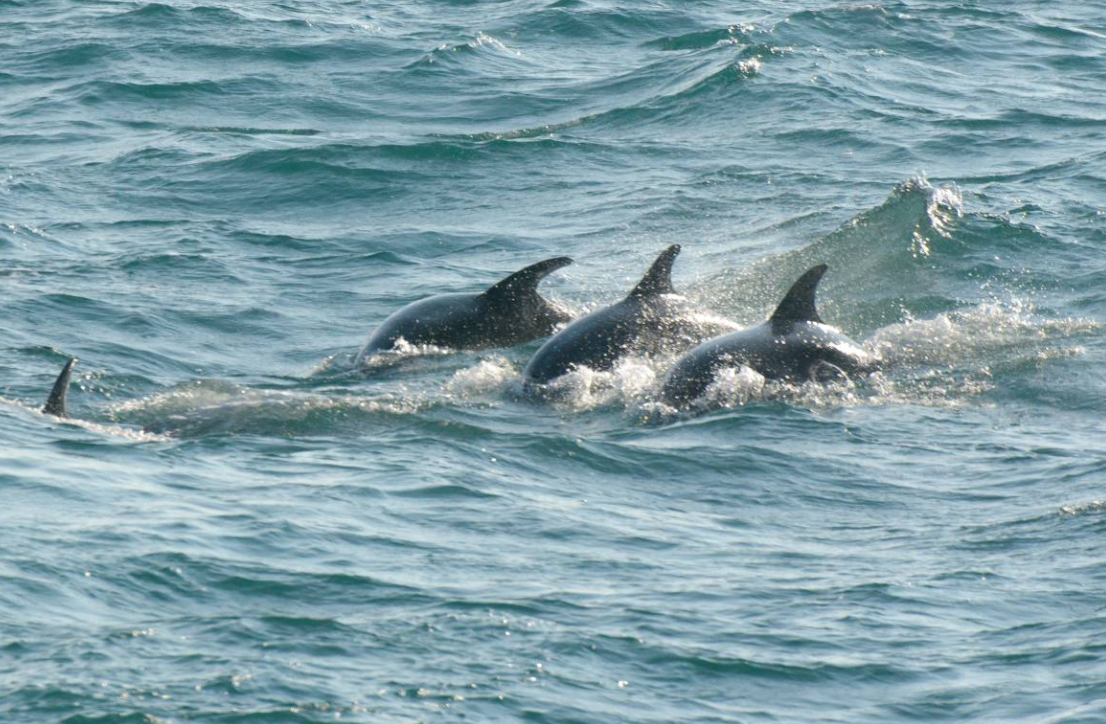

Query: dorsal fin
[[43, 357, 77, 418], [483, 256, 572, 304], [770, 264, 827, 329], [629, 244, 680, 298]]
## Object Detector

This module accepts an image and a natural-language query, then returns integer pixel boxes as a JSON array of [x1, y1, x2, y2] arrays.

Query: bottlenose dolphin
[[43, 357, 77, 418], [356, 256, 573, 365], [661, 264, 878, 406], [523, 245, 736, 387]]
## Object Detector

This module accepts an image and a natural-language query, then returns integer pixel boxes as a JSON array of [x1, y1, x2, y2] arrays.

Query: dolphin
[[356, 256, 574, 365], [42, 357, 77, 418], [661, 264, 879, 407], [523, 245, 736, 387]]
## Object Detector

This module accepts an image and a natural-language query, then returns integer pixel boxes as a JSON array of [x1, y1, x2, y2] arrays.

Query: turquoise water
[[4, 1, 1106, 721]]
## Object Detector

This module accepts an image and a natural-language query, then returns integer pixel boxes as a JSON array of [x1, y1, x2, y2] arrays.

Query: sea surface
[[3, 1, 1106, 722]]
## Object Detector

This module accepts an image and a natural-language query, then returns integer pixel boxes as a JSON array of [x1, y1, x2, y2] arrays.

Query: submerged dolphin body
[[523, 245, 736, 387], [661, 264, 878, 407], [356, 256, 573, 365]]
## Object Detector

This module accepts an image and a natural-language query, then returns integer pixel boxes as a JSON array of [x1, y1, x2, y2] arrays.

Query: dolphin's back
[[661, 324, 772, 404], [359, 293, 484, 359], [523, 245, 688, 386], [357, 256, 573, 363], [662, 321, 876, 405], [522, 299, 642, 384]]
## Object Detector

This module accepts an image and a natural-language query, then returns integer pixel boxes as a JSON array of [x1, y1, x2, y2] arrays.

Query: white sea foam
[[469, 32, 520, 57], [537, 356, 666, 413], [504, 294, 1092, 416], [443, 357, 518, 398], [697, 365, 768, 409], [1059, 500, 1106, 516], [870, 299, 1098, 368]]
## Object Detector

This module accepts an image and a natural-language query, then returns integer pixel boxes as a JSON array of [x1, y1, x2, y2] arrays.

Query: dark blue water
[[3, 1, 1106, 722]]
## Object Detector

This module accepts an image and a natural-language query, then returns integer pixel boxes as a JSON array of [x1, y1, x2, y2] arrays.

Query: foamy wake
[[312, 338, 457, 376], [443, 356, 518, 398], [870, 298, 1096, 368], [501, 298, 1094, 416], [111, 381, 428, 417], [102, 379, 429, 436], [0, 395, 168, 442], [538, 356, 665, 412]]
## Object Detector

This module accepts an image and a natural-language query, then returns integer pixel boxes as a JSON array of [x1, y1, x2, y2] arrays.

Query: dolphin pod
[[34, 253, 880, 426], [662, 264, 878, 406]]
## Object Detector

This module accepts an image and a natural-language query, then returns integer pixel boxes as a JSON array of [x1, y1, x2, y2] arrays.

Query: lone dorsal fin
[[483, 256, 573, 304], [770, 264, 827, 329], [629, 244, 680, 298], [43, 357, 77, 418]]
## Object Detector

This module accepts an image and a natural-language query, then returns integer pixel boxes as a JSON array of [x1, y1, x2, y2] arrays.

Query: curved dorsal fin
[[770, 264, 827, 329], [43, 357, 77, 418], [483, 256, 572, 305], [629, 244, 680, 298]]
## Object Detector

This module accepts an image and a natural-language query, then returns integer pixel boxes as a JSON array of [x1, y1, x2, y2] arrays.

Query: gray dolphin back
[[43, 357, 77, 418], [359, 256, 574, 361], [523, 245, 688, 385]]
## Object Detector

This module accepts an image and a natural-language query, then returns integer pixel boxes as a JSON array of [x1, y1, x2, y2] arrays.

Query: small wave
[[692, 177, 976, 331], [644, 25, 755, 51], [1059, 500, 1106, 517], [401, 31, 775, 136], [822, 176, 964, 260], [201, 143, 453, 181], [528, 4, 688, 41], [414, 32, 524, 69], [778, 3, 918, 48], [116, 252, 241, 282], [74, 76, 280, 106], [184, 125, 320, 136], [937, 110, 1106, 136], [60, 713, 159, 724], [161, 35, 394, 65], [389, 483, 498, 500], [151, 144, 438, 208], [16, 42, 126, 72], [787, 3, 897, 25], [577, 44, 777, 127], [209, 569, 426, 605], [106, 2, 248, 27]]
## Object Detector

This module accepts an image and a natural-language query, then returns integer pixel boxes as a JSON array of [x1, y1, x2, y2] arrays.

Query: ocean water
[[3, 1, 1106, 721]]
